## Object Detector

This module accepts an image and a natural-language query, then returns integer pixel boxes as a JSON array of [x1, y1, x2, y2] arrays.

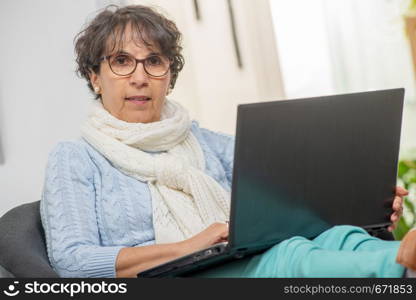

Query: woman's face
[[90, 27, 171, 123]]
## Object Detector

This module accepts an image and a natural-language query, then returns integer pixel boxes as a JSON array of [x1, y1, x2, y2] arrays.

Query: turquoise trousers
[[193, 226, 405, 278]]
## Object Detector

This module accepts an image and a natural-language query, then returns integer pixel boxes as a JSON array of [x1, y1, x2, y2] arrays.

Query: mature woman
[[41, 5, 412, 278]]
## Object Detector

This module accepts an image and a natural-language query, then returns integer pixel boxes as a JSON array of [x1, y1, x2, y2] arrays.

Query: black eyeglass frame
[[98, 53, 172, 77]]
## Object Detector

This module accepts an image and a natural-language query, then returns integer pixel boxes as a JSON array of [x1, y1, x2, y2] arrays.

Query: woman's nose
[[129, 62, 149, 87]]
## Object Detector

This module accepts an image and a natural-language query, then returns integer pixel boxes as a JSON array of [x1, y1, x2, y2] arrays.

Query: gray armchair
[[0, 201, 58, 277]]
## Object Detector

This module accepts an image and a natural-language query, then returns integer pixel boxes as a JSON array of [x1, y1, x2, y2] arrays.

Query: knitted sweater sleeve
[[40, 142, 124, 278], [198, 127, 235, 184]]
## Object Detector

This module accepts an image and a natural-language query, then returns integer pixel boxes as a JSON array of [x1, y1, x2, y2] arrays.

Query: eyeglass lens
[[109, 53, 170, 77]]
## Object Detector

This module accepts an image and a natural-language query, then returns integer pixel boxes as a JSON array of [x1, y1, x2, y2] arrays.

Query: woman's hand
[[116, 223, 229, 277], [179, 222, 229, 255], [388, 186, 408, 232]]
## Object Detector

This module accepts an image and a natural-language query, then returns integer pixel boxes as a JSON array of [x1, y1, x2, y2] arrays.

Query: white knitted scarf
[[81, 100, 230, 244]]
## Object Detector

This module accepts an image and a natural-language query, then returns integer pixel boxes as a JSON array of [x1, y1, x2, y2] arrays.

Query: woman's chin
[[121, 113, 159, 124]]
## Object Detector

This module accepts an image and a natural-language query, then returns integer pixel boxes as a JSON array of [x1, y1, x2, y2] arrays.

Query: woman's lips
[[125, 96, 152, 105]]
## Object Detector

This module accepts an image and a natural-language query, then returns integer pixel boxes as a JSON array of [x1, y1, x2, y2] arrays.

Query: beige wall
[[0, 0, 96, 215]]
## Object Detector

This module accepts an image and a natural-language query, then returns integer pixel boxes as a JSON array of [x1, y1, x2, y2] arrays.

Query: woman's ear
[[89, 72, 101, 94]]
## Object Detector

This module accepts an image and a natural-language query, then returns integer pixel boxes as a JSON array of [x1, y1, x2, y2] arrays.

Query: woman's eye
[[113, 55, 130, 65], [147, 56, 162, 66]]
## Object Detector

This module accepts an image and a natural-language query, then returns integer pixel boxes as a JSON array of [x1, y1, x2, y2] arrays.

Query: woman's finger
[[393, 196, 403, 212], [391, 212, 399, 223], [396, 186, 409, 196]]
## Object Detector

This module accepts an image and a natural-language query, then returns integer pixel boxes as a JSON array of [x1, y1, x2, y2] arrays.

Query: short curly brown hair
[[74, 5, 185, 99]]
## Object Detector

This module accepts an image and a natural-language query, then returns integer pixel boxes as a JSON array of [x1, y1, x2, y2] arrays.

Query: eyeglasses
[[99, 52, 171, 77]]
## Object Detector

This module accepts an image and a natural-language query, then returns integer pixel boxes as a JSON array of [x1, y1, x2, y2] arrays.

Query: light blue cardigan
[[40, 121, 234, 277]]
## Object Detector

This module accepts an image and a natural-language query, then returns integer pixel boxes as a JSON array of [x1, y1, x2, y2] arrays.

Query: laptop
[[137, 88, 405, 278]]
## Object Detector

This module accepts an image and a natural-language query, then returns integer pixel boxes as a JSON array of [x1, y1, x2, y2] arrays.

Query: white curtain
[[323, 0, 415, 102], [271, 0, 415, 103]]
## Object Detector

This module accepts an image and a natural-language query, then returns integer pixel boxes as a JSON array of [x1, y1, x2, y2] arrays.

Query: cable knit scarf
[[81, 100, 230, 244]]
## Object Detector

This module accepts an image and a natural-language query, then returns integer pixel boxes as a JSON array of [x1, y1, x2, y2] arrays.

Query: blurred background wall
[[0, 0, 415, 216]]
